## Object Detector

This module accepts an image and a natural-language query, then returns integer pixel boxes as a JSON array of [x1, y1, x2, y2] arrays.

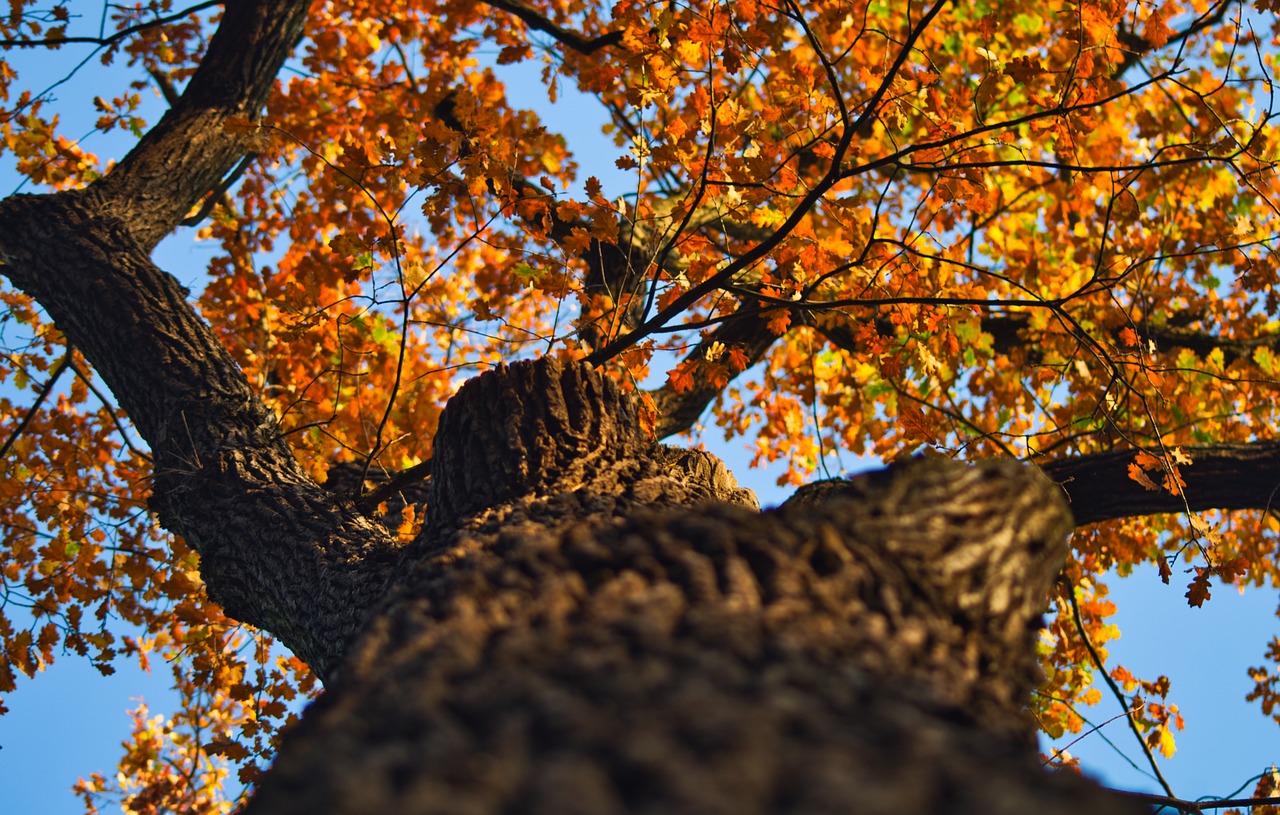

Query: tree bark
[[0, 0, 395, 683], [240, 357, 1142, 815], [1040, 443, 1280, 526]]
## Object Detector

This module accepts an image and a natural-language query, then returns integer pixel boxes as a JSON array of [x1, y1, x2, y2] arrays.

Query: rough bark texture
[[98, 0, 312, 251], [241, 358, 1143, 815], [0, 0, 400, 684], [1041, 442, 1280, 525]]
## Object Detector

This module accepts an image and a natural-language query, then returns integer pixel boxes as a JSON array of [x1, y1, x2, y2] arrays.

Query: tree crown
[[1, 0, 1279, 809]]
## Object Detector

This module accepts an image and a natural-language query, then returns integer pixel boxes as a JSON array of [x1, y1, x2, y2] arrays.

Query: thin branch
[[1110, 789, 1280, 814], [356, 458, 433, 513], [584, 0, 954, 366], [148, 67, 182, 106], [1065, 577, 1177, 798], [0, 352, 70, 461], [1039, 702, 1146, 773], [179, 152, 257, 227], [1112, 0, 1232, 78], [648, 306, 780, 439], [480, 0, 622, 54], [0, 0, 222, 48], [68, 357, 151, 462]]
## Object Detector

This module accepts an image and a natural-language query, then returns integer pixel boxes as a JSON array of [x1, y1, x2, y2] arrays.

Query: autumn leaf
[[1133, 451, 1162, 470], [1111, 665, 1137, 692], [1142, 6, 1174, 48], [1004, 55, 1044, 84], [222, 115, 258, 136], [897, 402, 937, 445], [1127, 462, 1160, 491], [1217, 556, 1247, 584], [750, 208, 786, 229], [667, 360, 697, 394], [472, 297, 497, 321], [765, 310, 791, 335], [1185, 569, 1213, 607]]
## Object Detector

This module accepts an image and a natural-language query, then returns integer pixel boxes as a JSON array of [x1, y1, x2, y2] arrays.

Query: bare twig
[[1110, 788, 1280, 814], [480, 0, 622, 54], [1064, 577, 1177, 798], [0, 352, 70, 461], [0, 0, 221, 48]]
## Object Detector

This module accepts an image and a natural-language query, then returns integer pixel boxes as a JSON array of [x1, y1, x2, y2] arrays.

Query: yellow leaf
[[403, 260, 428, 293], [750, 208, 786, 229], [676, 40, 702, 65]]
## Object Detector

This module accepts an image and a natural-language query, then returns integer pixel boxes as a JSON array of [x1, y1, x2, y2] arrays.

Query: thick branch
[[972, 313, 1277, 368], [655, 308, 1280, 526], [96, 0, 312, 249], [0, 193, 399, 683], [0, 0, 397, 681], [651, 307, 780, 439], [244, 402, 1145, 813], [816, 315, 1280, 524], [480, 0, 622, 54], [1041, 442, 1280, 527], [814, 304, 1274, 368]]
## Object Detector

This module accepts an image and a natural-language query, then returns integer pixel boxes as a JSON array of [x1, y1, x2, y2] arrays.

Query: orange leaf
[[1127, 462, 1159, 491], [1004, 55, 1044, 84], [1133, 451, 1162, 470], [897, 403, 937, 444], [667, 361, 696, 394], [766, 310, 791, 335], [1185, 569, 1212, 607], [1143, 5, 1174, 48]]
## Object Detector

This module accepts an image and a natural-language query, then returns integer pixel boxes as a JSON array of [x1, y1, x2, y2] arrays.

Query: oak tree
[[1, 0, 1279, 811]]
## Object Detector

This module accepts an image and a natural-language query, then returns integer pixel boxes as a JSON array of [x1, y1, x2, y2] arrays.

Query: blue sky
[[1, 9, 1277, 813]]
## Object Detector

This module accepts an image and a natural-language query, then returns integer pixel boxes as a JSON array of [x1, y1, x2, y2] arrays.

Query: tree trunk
[[239, 357, 1143, 815]]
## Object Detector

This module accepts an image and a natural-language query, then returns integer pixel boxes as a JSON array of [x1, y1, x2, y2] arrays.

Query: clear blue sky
[[1, 13, 1277, 814]]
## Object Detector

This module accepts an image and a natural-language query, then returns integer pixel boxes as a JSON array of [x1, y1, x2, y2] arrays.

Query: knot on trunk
[[783, 457, 1074, 728], [427, 357, 646, 528]]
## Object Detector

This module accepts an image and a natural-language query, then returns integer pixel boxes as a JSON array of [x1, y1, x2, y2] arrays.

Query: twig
[[0, 0, 221, 48], [0, 352, 70, 460], [356, 458, 432, 513], [1064, 576, 1177, 798], [68, 357, 151, 461], [1110, 788, 1280, 813]]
